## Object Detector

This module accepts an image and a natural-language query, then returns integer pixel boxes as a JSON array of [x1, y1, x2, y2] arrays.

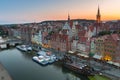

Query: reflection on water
[[0, 48, 89, 80]]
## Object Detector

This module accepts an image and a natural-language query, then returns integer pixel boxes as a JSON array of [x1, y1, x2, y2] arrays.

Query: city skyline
[[0, 0, 120, 24]]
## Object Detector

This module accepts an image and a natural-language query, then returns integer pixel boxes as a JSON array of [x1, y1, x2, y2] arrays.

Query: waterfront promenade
[[0, 63, 12, 80]]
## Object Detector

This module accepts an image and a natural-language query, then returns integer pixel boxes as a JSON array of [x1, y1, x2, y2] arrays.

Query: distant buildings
[[0, 26, 9, 37]]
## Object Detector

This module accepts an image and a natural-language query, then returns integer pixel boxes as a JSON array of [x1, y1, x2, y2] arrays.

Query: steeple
[[97, 6, 100, 16], [68, 13, 70, 24], [96, 5, 101, 24]]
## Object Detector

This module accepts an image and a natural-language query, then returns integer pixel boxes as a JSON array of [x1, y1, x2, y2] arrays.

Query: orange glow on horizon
[[23, 10, 120, 22], [33, 15, 120, 22]]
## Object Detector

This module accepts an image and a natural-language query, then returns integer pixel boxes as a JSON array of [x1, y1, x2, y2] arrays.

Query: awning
[[93, 54, 102, 59], [113, 62, 120, 67], [107, 61, 113, 64], [68, 51, 74, 54], [77, 53, 89, 58]]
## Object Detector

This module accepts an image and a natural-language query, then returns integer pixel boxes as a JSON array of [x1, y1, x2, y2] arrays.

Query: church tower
[[96, 6, 101, 24], [68, 13, 70, 24]]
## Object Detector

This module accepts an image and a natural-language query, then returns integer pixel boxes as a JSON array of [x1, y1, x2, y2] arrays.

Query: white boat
[[44, 56, 50, 61], [27, 46, 32, 51], [33, 55, 48, 65], [32, 54, 57, 65], [50, 55, 57, 61], [16, 45, 28, 52], [48, 57, 55, 64], [16, 45, 32, 52], [37, 51, 46, 56]]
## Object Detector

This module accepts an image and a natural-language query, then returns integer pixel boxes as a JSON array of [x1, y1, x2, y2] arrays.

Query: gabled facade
[[104, 34, 120, 63], [76, 37, 90, 55], [71, 37, 78, 52], [50, 15, 72, 52], [90, 38, 96, 55], [31, 30, 42, 45], [62, 22, 72, 39], [50, 33, 70, 52], [95, 36, 107, 57]]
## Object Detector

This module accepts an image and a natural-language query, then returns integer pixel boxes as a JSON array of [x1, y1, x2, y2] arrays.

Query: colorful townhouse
[[104, 34, 120, 63]]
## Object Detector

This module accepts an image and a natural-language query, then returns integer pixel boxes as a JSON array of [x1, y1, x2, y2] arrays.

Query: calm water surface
[[0, 48, 89, 80]]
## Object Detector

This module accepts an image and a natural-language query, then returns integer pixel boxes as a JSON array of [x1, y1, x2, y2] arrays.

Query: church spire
[[97, 6, 100, 16], [68, 13, 70, 24], [96, 5, 101, 24]]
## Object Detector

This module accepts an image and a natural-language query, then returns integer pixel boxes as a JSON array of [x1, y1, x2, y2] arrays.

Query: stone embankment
[[0, 63, 12, 80]]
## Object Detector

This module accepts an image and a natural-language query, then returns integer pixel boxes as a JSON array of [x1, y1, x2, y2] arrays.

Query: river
[[0, 48, 89, 80]]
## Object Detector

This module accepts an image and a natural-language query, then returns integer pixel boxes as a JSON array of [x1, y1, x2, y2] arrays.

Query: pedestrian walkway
[[0, 63, 12, 80], [102, 68, 120, 80], [89, 60, 120, 80]]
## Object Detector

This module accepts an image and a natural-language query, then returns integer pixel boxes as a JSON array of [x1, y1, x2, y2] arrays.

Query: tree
[[98, 31, 111, 36], [48, 31, 54, 35], [10, 24, 18, 29]]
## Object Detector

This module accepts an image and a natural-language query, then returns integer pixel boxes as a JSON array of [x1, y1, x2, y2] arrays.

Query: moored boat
[[32, 51, 57, 65], [63, 62, 95, 76], [62, 55, 95, 76], [40, 60, 49, 66], [16, 45, 32, 52], [16, 45, 28, 52], [32, 55, 48, 66], [27, 46, 32, 51]]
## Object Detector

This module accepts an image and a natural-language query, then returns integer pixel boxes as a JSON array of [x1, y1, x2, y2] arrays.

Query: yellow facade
[[95, 37, 105, 58]]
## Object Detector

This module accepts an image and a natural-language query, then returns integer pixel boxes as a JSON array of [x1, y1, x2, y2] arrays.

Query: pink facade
[[50, 33, 70, 52]]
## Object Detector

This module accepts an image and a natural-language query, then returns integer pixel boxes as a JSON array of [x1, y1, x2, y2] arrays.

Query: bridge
[[0, 39, 22, 49], [6, 39, 22, 46]]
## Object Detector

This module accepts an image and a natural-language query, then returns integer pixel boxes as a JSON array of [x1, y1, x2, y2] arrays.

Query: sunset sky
[[0, 0, 120, 24]]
